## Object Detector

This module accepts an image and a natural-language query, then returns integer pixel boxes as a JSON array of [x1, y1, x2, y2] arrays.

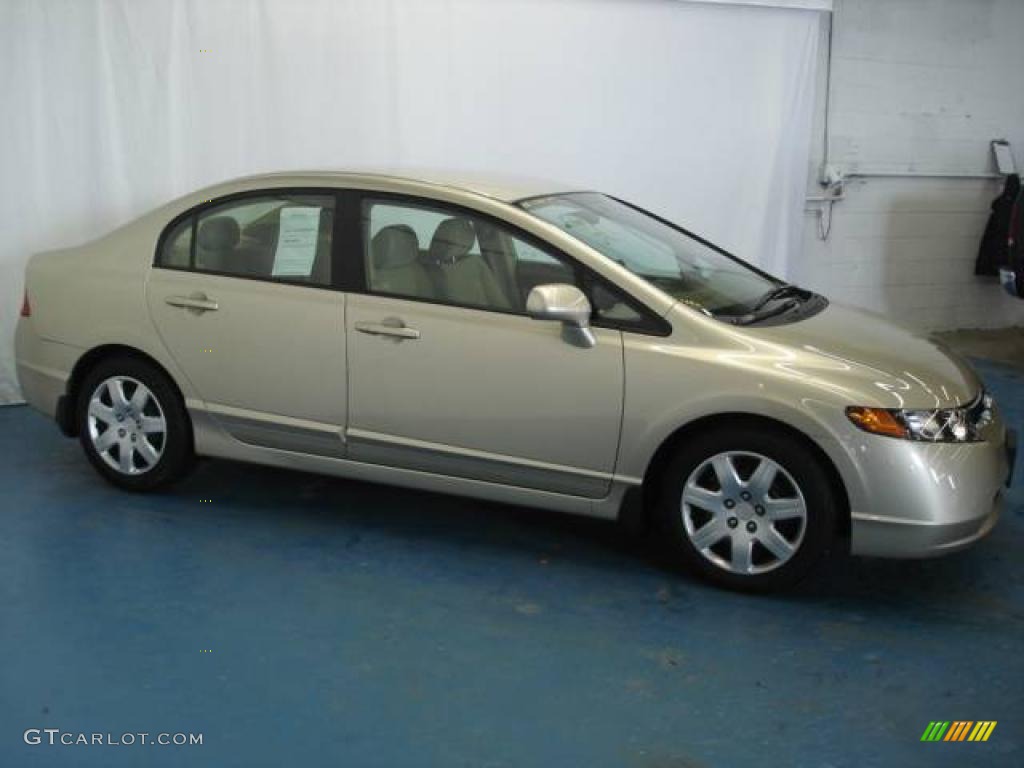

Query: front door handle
[[165, 293, 219, 313], [354, 321, 420, 340]]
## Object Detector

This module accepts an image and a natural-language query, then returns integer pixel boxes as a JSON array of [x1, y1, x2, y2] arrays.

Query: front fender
[[616, 330, 874, 518]]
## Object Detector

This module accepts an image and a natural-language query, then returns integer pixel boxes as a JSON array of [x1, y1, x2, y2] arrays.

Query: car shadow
[[145, 448, 1023, 626]]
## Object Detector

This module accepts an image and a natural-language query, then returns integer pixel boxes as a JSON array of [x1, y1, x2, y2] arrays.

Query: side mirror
[[526, 283, 595, 348]]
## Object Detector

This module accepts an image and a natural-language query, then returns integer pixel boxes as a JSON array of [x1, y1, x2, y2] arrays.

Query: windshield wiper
[[721, 299, 799, 326], [748, 283, 810, 312], [721, 284, 815, 325]]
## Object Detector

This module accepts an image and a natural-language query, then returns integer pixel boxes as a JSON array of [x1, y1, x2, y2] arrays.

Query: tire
[[76, 356, 194, 491], [655, 425, 838, 592]]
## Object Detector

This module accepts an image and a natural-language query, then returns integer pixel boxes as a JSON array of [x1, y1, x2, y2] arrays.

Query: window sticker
[[272, 207, 322, 277]]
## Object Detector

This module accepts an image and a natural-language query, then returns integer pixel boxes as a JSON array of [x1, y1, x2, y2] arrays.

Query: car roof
[[212, 168, 581, 204]]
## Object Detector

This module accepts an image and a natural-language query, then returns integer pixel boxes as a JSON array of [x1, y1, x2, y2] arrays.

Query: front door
[[146, 191, 346, 456], [345, 196, 624, 498]]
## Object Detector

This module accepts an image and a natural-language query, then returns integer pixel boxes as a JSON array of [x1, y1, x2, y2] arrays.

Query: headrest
[[428, 218, 476, 265], [198, 216, 240, 250], [372, 225, 420, 269]]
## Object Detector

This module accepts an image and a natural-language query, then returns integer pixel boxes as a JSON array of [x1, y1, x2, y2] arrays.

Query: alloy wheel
[[680, 451, 807, 575]]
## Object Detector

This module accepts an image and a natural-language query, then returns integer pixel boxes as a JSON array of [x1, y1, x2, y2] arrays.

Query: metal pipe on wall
[[842, 169, 1002, 181]]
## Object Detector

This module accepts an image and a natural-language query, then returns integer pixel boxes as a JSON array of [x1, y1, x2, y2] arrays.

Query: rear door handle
[[354, 321, 420, 340], [165, 294, 219, 313]]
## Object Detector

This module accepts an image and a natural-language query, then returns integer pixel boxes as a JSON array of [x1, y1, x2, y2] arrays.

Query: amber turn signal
[[845, 406, 908, 438]]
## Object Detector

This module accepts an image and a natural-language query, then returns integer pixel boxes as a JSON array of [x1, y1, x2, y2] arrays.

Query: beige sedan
[[15, 170, 1016, 590]]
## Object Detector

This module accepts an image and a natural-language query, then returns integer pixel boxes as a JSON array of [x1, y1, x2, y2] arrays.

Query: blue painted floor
[[1, 359, 1021, 768]]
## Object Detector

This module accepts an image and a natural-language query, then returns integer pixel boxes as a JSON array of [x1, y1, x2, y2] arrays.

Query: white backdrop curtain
[[0, 0, 822, 404]]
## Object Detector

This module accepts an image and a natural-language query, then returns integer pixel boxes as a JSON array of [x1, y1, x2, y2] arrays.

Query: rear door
[[146, 190, 347, 457]]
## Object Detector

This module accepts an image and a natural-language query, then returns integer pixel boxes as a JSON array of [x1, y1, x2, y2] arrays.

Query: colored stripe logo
[[921, 721, 997, 742]]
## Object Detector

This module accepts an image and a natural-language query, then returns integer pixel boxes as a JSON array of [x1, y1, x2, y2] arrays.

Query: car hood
[[745, 302, 981, 409]]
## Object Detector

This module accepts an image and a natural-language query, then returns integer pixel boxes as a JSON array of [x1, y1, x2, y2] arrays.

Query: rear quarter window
[[159, 218, 192, 269]]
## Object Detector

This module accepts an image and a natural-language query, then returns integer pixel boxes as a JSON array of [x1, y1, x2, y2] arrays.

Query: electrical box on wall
[[819, 164, 844, 187], [992, 140, 1016, 175]]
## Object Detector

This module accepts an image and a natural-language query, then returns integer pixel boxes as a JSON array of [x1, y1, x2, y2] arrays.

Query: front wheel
[[77, 356, 195, 491], [656, 426, 838, 592]]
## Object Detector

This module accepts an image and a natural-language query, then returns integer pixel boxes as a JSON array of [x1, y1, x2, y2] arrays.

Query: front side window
[[362, 200, 580, 314], [521, 192, 778, 316], [158, 193, 336, 286]]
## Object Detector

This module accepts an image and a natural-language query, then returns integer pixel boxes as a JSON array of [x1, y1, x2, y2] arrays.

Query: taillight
[[20, 289, 31, 317]]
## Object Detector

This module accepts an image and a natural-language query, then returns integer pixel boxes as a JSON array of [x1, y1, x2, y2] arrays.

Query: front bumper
[[851, 491, 1004, 558], [845, 425, 1014, 558]]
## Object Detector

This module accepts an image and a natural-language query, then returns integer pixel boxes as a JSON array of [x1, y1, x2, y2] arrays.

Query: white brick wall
[[794, 0, 1024, 332]]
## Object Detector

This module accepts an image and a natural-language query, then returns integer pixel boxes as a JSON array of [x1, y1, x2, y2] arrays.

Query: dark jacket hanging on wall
[[975, 173, 1020, 276]]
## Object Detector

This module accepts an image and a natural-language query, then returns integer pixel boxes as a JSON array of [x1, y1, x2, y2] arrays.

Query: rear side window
[[157, 193, 336, 286]]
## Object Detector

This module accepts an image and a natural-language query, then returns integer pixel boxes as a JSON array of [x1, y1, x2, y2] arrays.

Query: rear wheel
[[77, 356, 194, 491], [656, 425, 838, 592]]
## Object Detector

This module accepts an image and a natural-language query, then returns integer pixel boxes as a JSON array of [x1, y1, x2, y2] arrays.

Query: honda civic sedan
[[15, 170, 1016, 590]]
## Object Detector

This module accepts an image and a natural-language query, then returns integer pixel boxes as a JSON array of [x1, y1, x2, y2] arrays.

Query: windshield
[[520, 192, 778, 315]]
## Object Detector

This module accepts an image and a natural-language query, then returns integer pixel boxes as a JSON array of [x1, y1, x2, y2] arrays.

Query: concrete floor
[[0, 359, 1021, 768], [934, 326, 1024, 371]]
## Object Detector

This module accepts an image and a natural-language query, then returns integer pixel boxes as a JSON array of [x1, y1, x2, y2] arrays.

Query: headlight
[[846, 392, 993, 443]]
